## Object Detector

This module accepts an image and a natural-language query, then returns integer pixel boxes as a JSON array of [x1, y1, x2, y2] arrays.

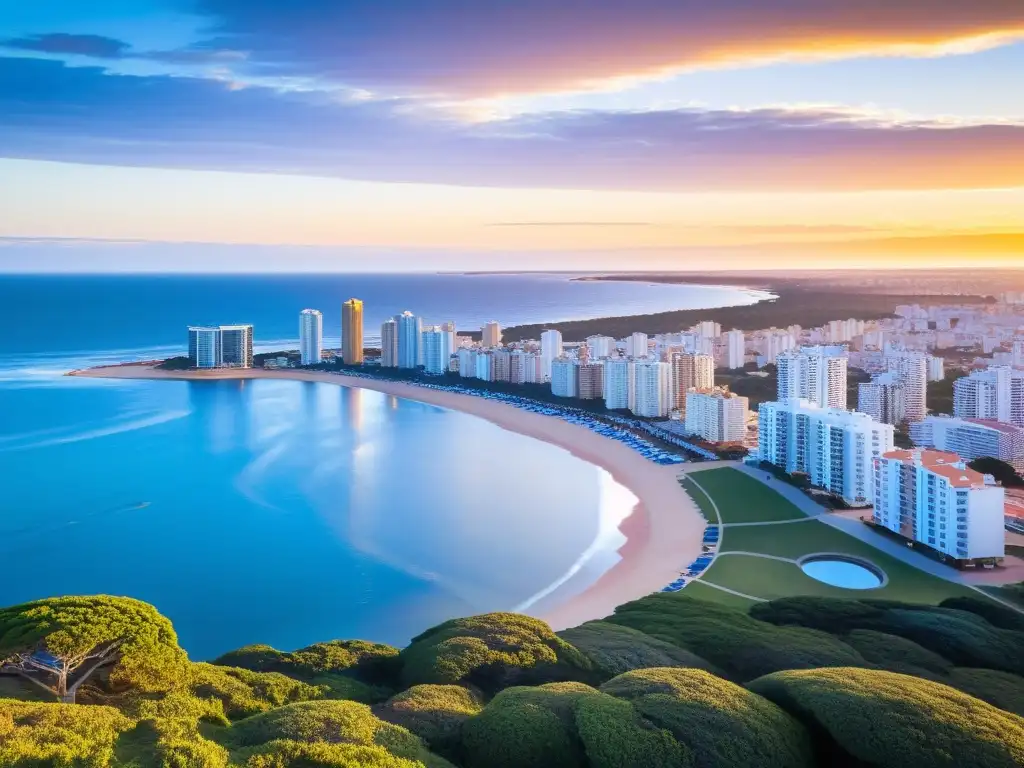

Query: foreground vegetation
[[1, 591, 1022, 767]]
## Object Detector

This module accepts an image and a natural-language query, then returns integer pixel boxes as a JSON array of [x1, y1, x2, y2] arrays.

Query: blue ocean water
[[0, 273, 765, 658]]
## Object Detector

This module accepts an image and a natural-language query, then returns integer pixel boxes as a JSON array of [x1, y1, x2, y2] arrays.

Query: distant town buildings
[[874, 449, 1004, 563], [758, 399, 894, 505], [911, 415, 1024, 474], [586, 335, 616, 359], [299, 309, 323, 366], [341, 299, 364, 365], [188, 324, 253, 369], [776, 346, 848, 410], [684, 389, 748, 444]]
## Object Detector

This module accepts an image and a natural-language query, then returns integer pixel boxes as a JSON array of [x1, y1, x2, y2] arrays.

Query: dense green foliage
[[750, 667, 1024, 768], [0, 699, 134, 767], [1, 591, 1022, 766], [967, 457, 1024, 487], [608, 595, 869, 681], [0, 596, 188, 699], [375, 684, 482, 757], [189, 663, 327, 719], [557, 622, 714, 677], [398, 613, 594, 691], [601, 668, 813, 768]]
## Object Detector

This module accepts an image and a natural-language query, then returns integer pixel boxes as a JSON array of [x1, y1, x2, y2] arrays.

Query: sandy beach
[[70, 364, 705, 629]]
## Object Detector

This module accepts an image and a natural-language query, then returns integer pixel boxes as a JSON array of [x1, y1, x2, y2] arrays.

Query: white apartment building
[[627, 332, 650, 359], [724, 330, 746, 370], [509, 350, 543, 384], [380, 319, 399, 368], [632, 360, 672, 417], [883, 353, 928, 422], [911, 415, 1024, 474], [684, 389, 749, 443], [954, 366, 1024, 425], [776, 346, 848, 409], [440, 321, 458, 356], [491, 348, 512, 382], [759, 399, 894, 505], [694, 320, 721, 339], [299, 309, 323, 366], [928, 356, 945, 382], [540, 330, 563, 381], [761, 329, 796, 364], [550, 358, 578, 398], [604, 359, 634, 410], [857, 372, 906, 426], [395, 311, 422, 369], [421, 326, 451, 375], [188, 326, 221, 369], [189, 324, 253, 369], [874, 449, 1004, 562], [475, 350, 494, 382], [585, 335, 616, 359], [457, 348, 476, 378]]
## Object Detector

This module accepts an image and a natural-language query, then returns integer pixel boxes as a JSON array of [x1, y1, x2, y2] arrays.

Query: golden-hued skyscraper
[[342, 298, 364, 365]]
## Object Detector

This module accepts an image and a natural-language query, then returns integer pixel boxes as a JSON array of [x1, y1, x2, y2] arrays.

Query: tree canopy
[[0, 595, 187, 702]]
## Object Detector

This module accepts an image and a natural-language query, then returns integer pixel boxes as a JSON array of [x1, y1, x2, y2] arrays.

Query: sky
[[2, 1, 1024, 272]]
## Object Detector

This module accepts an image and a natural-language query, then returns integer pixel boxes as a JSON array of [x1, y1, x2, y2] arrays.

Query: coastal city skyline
[[2, 5, 1023, 765]]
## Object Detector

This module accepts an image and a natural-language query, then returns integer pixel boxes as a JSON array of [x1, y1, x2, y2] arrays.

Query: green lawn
[[685, 467, 808, 524], [679, 466, 979, 606], [675, 579, 757, 608], [679, 476, 719, 524]]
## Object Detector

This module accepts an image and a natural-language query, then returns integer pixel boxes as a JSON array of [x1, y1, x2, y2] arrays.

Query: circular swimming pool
[[800, 555, 884, 590]]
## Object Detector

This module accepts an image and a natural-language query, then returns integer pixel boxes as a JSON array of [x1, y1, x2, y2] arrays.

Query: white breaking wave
[[513, 469, 635, 614]]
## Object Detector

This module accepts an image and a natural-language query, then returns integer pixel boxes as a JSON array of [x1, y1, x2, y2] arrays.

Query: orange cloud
[[194, 1, 1024, 96]]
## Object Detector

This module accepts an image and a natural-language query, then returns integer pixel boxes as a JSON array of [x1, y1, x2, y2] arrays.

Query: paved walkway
[[714, 550, 797, 564], [694, 581, 766, 602]]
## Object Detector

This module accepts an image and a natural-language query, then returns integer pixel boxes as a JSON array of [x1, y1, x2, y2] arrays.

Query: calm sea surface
[[0, 274, 765, 657]]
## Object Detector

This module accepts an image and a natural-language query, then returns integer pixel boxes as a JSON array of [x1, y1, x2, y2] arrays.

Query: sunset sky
[[2, 1, 1024, 271]]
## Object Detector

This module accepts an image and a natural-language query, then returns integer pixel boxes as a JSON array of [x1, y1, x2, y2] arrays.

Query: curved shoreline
[[69, 364, 705, 629]]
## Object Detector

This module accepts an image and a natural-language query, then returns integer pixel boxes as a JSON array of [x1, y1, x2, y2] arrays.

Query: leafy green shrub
[[843, 629, 952, 676], [939, 597, 1024, 631], [375, 684, 482, 755], [461, 682, 598, 768], [573, 692, 689, 768], [0, 699, 133, 767], [399, 613, 594, 691], [601, 668, 813, 768], [238, 739, 421, 768], [947, 668, 1024, 716], [559, 621, 715, 677], [189, 663, 326, 719], [749, 596, 893, 634], [750, 667, 1024, 768], [608, 595, 868, 681], [878, 608, 1024, 675], [226, 700, 452, 768], [216, 640, 400, 686], [0, 595, 188, 701]]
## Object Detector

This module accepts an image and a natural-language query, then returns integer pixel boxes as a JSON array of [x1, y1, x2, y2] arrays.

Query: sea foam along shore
[[69, 364, 705, 631]]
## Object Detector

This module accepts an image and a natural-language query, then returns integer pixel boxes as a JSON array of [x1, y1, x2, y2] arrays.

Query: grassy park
[[681, 466, 979, 606]]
